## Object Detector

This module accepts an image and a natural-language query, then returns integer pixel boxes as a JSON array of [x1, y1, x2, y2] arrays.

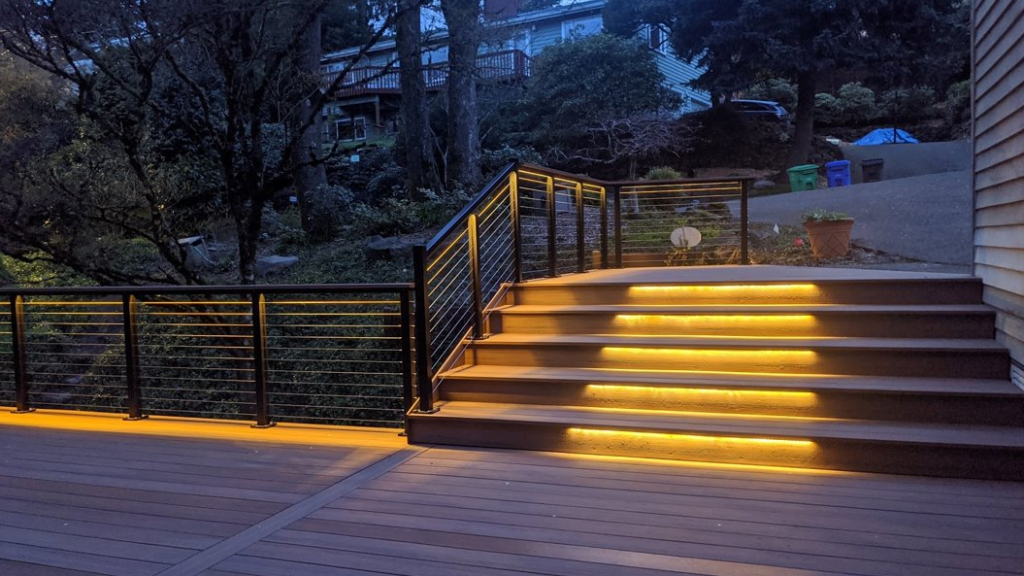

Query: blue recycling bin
[[826, 160, 852, 188]]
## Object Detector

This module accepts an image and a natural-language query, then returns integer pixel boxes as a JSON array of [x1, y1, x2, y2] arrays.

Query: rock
[[365, 233, 433, 262], [753, 179, 776, 191], [256, 255, 299, 276]]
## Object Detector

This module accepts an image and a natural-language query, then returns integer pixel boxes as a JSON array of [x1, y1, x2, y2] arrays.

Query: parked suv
[[729, 99, 791, 123]]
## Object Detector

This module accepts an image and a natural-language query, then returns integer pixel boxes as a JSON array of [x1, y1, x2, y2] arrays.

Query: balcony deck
[[2, 410, 1023, 576]]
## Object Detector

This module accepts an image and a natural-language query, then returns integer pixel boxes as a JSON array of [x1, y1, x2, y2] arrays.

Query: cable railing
[[412, 163, 751, 413], [0, 284, 414, 429]]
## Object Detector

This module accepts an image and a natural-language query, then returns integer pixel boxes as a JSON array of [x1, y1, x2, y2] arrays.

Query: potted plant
[[802, 210, 855, 258]]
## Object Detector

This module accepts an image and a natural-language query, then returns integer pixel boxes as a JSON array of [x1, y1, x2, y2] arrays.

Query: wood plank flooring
[[2, 412, 1024, 576]]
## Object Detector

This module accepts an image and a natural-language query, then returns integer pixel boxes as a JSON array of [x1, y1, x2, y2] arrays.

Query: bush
[[645, 167, 683, 180], [746, 78, 797, 110], [879, 86, 937, 122], [815, 83, 878, 126], [945, 80, 971, 125], [836, 83, 878, 124]]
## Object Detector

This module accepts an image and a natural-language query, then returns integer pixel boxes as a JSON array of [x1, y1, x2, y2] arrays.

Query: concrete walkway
[[743, 171, 972, 265]]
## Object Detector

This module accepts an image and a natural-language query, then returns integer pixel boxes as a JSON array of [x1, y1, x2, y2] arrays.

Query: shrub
[[945, 80, 971, 125], [645, 167, 683, 180], [802, 209, 851, 223], [836, 82, 878, 124], [746, 78, 797, 110], [815, 93, 842, 124], [879, 86, 937, 122]]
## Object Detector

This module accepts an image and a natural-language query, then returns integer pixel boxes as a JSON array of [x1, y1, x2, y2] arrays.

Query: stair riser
[[467, 346, 1011, 379], [493, 312, 995, 339], [513, 281, 984, 307], [440, 380, 1024, 425], [407, 419, 1024, 480]]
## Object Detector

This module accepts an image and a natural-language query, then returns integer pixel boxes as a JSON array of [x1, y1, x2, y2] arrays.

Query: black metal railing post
[[412, 246, 436, 413], [468, 214, 485, 340], [612, 186, 623, 268], [740, 180, 750, 265], [122, 294, 146, 421], [547, 176, 557, 277], [510, 171, 523, 283], [399, 289, 414, 428], [600, 187, 609, 269], [10, 294, 32, 414], [251, 292, 274, 428], [575, 182, 585, 273]]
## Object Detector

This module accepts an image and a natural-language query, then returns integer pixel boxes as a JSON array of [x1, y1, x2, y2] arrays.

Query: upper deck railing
[[322, 50, 531, 98]]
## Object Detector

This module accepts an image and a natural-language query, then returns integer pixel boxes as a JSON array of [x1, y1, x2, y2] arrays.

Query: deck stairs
[[407, 267, 1024, 480]]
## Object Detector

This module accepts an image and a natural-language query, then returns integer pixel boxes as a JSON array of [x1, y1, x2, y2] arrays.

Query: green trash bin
[[787, 164, 819, 191]]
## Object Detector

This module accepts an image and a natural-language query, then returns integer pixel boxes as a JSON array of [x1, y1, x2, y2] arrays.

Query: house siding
[[973, 0, 1024, 382]]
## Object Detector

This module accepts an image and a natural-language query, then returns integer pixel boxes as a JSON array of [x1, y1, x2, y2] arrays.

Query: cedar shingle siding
[[973, 0, 1024, 384]]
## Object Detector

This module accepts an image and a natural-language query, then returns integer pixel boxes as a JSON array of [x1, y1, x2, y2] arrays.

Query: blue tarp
[[853, 128, 919, 145]]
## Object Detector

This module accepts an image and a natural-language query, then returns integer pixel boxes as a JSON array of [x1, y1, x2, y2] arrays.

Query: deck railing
[[412, 163, 752, 412], [0, 284, 414, 429], [322, 50, 531, 97]]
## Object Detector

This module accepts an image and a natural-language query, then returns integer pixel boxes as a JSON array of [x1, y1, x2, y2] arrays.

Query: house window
[[562, 15, 603, 40], [648, 24, 670, 54], [336, 117, 367, 142]]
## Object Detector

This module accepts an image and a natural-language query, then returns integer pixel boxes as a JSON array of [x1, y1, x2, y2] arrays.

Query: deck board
[[2, 412, 1023, 576]]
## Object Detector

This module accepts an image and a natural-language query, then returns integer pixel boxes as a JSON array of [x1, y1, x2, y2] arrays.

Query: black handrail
[[425, 162, 520, 252]]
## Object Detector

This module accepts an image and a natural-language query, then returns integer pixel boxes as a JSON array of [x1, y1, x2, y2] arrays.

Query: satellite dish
[[671, 227, 702, 248]]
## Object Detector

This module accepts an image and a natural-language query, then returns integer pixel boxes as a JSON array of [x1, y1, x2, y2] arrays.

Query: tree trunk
[[396, 0, 433, 196], [787, 70, 817, 167], [290, 13, 332, 240], [442, 0, 482, 189]]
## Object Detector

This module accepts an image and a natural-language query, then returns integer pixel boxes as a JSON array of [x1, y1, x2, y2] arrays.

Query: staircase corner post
[[468, 214, 485, 340], [600, 186, 609, 269], [547, 175, 557, 278], [575, 182, 585, 274], [510, 170, 523, 283], [612, 185, 623, 269], [251, 291, 275, 429], [413, 245, 436, 413]]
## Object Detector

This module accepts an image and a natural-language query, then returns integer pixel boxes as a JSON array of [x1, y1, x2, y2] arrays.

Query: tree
[[605, 0, 969, 165], [514, 34, 682, 172], [440, 0, 482, 189], [0, 0, 395, 284], [396, 0, 437, 195]]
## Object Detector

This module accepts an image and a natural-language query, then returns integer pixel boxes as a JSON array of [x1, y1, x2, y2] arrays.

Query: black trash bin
[[862, 158, 885, 183]]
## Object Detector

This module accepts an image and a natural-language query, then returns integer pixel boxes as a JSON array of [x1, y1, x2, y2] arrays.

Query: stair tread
[[518, 265, 976, 286], [497, 304, 994, 315], [474, 333, 1009, 351], [441, 365, 1023, 396], [416, 401, 1024, 448]]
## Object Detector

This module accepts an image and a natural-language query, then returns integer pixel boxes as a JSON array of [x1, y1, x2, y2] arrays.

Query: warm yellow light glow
[[601, 346, 818, 374], [613, 314, 819, 338], [555, 451, 849, 476], [630, 284, 819, 293], [567, 427, 820, 466], [628, 284, 822, 304], [601, 367, 831, 379], [0, 409, 407, 449], [569, 427, 814, 447], [586, 384, 820, 410]]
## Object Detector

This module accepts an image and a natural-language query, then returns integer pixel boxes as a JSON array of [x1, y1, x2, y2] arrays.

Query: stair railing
[[412, 163, 752, 413]]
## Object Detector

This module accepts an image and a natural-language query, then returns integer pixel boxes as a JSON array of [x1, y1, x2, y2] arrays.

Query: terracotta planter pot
[[803, 219, 855, 258]]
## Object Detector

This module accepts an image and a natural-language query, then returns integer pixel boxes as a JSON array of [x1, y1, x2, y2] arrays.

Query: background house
[[972, 0, 1024, 386], [318, 0, 710, 146]]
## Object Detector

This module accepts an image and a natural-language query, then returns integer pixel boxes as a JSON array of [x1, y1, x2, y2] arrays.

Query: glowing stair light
[[601, 346, 819, 374], [585, 384, 820, 411], [613, 313, 820, 337], [567, 427, 820, 466], [628, 283, 822, 305]]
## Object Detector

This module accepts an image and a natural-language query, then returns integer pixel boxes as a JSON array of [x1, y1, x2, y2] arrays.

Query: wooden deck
[[2, 411, 1024, 576]]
